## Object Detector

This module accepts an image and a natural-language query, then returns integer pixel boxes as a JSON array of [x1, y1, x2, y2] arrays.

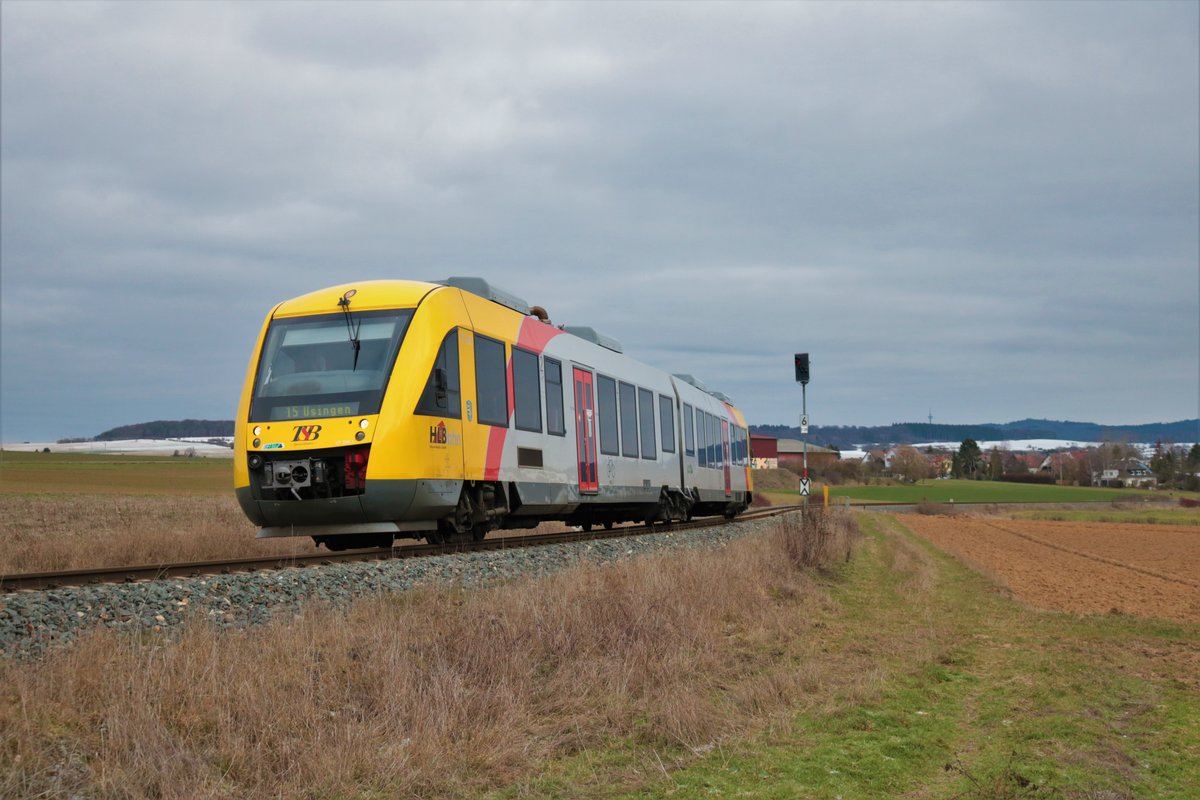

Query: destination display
[[269, 402, 360, 421]]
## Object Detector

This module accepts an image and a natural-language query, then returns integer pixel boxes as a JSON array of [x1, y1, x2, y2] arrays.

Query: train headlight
[[355, 431, 366, 441], [359, 419, 369, 429], [253, 438, 261, 448], [253, 426, 262, 436]]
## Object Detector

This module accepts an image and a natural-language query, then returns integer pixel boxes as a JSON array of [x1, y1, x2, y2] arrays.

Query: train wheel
[[581, 521, 592, 532], [603, 521, 614, 530]]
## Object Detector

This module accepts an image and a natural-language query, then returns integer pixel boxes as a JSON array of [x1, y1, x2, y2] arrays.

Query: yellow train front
[[234, 277, 753, 550]]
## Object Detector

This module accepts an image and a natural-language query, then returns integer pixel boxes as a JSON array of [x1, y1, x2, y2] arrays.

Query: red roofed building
[[750, 435, 778, 469]]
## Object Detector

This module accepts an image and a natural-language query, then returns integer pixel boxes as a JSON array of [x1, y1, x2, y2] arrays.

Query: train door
[[573, 368, 599, 493], [721, 419, 732, 497]]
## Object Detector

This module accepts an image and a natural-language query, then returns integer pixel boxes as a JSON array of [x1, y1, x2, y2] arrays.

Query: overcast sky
[[2, 0, 1197, 443]]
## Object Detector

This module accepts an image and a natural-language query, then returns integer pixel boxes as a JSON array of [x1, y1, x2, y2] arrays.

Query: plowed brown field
[[900, 516, 1200, 623]]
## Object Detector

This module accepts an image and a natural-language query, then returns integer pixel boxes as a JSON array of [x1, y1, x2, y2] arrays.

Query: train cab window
[[697, 409, 707, 468], [250, 309, 413, 422], [512, 347, 542, 432], [683, 403, 694, 456], [597, 375, 619, 456], [619, 381, 639, 458], [545, 358, 565, 436], [659, 395, 675, 454], [638, 387, 656, 460], [415, 329, 461, 418], [474, 334, 509, 427]]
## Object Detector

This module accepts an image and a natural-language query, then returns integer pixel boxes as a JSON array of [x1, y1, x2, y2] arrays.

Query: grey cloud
[[2, 0, 1196, 441]]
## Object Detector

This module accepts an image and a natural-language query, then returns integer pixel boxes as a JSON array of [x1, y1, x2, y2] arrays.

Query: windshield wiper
[[338, 289, 361, 371]]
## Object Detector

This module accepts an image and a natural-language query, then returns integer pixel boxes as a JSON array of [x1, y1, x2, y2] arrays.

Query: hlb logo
[[292, 424, 322, 442], [429, 421, 447, 444]]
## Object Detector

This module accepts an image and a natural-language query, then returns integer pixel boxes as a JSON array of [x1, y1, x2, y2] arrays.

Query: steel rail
[[0, 505, 803, 594]]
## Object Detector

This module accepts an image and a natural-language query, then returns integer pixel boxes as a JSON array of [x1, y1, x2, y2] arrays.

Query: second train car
[[233, 277, 753, 549]]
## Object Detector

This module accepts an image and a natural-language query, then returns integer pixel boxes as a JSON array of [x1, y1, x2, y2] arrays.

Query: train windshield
[[249, 309, 414, 422]]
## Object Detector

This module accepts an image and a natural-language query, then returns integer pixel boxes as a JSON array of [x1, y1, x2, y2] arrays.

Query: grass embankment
[[4, 510, 1197, 798], [0, 452, 313, 572], [2, 511, 856, 798], [599, 514, 1198, 800]]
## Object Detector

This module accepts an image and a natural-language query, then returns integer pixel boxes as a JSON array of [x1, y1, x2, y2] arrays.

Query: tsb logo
[[292, 425, 322, 442]]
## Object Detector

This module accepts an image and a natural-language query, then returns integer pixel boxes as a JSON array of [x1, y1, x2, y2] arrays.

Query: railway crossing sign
[[800, 478, 811, 496]]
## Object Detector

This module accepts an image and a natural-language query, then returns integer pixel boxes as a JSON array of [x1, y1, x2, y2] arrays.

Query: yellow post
[[823, 483, 829, 509]]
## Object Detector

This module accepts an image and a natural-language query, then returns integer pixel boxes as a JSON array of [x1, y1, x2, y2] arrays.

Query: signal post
[[794, 353, 810, 509]]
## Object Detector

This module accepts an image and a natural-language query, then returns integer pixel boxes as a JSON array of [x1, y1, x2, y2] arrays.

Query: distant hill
[[96, 420, 235, 440], [752, 419, 1200, 450]]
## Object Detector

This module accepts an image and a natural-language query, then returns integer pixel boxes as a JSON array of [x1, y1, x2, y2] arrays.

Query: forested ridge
[[94, 420, 234, 441]]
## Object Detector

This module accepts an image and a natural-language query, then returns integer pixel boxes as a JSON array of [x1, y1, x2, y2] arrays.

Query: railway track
[[0, 504, 802, 594]]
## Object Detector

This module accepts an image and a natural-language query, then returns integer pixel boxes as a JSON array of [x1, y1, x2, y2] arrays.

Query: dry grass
[[1, 511, 861, 799], [0, 494, 317, 573]]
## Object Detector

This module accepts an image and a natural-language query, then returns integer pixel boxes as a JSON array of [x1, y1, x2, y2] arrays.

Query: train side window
[[682, 402, 694, 456], [545, 357, 565, 436], [638, 387, 656, 460], [474, 334, 508, 427], [415, 329, 461, 418], [697, 408, 707, 467], [619, 381, 639, 458], [512, 347, 542, 432], [707, 413, 717, 467], [597, 375, 619, 456], [659, 395, 675, 454]]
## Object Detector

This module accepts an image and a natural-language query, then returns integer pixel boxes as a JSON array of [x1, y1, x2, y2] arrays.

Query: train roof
[[272, 276, 733, 405]]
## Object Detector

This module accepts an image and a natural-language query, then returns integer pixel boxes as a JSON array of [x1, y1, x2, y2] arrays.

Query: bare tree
[[890, 445, 931, 483]]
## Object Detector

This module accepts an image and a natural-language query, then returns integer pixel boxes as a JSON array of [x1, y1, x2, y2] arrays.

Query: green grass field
[[0, 450, 232, 495], [822, 478, 1164, 505]]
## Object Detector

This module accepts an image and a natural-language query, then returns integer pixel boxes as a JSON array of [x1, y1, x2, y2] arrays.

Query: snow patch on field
[[1, 439, 235, 457]]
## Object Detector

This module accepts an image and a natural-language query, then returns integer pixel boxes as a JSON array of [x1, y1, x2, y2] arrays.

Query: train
[[233, 277, 753, 550]]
